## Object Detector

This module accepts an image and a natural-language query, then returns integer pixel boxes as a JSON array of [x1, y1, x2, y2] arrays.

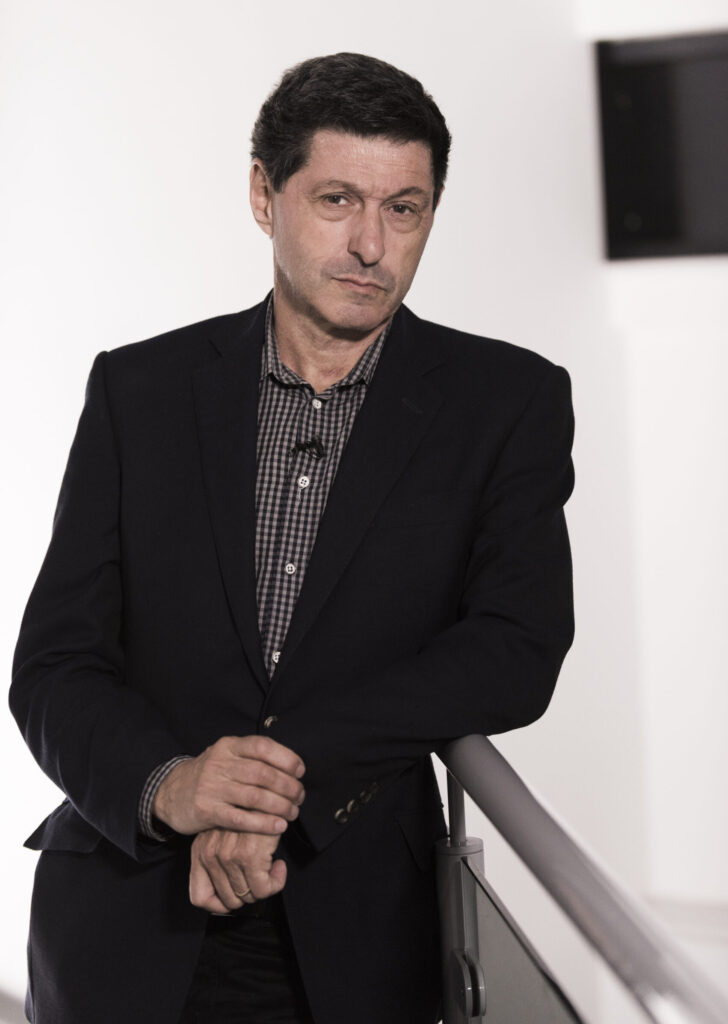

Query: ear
[[250, 161, 274, 237]]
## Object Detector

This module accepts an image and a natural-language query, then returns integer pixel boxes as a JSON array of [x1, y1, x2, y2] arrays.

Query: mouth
[[333, 277, 385, 293]]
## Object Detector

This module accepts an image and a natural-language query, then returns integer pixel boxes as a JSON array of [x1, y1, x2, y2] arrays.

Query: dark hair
[[251, 53, 451, 206]]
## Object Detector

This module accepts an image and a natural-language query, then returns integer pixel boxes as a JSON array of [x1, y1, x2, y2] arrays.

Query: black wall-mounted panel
[[597, 31, 728, 259]]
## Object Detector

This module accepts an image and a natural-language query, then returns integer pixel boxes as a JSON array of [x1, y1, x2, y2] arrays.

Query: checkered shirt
[[255, 299, 387, 676]]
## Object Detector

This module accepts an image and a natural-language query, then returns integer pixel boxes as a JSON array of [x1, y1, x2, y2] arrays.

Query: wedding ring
[[234, 887, 252, 899]]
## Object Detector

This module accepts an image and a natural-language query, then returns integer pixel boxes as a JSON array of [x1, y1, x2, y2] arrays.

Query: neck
[[272, 290, 389, 395]]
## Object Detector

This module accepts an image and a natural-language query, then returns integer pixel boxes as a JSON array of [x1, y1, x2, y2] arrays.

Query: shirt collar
[[260, 295, 389, 392]]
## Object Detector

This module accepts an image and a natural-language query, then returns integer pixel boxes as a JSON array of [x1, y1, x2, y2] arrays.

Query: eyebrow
[[313, 180, 431, 203]]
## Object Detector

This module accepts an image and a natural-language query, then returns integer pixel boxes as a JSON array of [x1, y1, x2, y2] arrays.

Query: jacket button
[[334, 808, 349, 824], [346, 798, 358, 814], [263, 715, 278, 729]]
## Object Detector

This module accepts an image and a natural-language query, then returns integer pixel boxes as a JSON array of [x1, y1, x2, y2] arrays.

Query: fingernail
[[295, 762, 305, 778], [275, 819, 288, 833]]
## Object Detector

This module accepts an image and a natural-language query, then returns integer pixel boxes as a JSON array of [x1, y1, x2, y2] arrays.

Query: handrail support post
[[447, 770, 467, 847], [437, 770, 486, 1022]]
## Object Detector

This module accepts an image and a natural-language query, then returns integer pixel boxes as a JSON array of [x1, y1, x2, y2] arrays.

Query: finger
[[269, 858, 287, 892], [221, 735, 305, 779], [206, 867, 244, 911], [214, 838, 255, 904], [206, 830, 275, 909], [246, 857, 286, 901], [205, 852, 251, 912], [185, 780, 302, 834], [207, 803, 291, 835], [222, 759, 306, 806], [205, 831, 283, 903], [192, 762, 304, 831], [217, 861, 255, 907], [193, 832, 248, 912], [218, 777, 304, 819], [195, 888, 230, 914], [189, 854, 229, 914], [242, 844, 287, 901]]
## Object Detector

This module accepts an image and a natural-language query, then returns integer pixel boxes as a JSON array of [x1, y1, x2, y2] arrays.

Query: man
[[11, 52, 574, 1024]]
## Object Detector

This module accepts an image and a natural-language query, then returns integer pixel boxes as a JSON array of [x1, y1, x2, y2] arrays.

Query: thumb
[[269, 857, 287, 895]]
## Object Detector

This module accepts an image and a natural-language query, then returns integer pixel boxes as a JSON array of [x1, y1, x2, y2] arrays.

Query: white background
[[2, 1, 727, 1021]]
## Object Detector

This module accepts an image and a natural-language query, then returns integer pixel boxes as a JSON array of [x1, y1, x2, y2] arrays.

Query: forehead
[[291, 130, 434, 198]]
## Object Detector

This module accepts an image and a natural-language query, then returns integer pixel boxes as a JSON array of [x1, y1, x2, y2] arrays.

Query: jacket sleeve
[[10, 352, 187, 861], [275, 363, 575, 852]]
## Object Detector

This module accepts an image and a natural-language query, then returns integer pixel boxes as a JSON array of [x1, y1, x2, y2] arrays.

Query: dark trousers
[[178, 898, 316, 1024]]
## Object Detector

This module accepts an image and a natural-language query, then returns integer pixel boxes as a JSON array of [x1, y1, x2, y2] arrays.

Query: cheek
[[392, 240, 428, 288], [275, 222, 342, 280], [274, 229, 312, 282]]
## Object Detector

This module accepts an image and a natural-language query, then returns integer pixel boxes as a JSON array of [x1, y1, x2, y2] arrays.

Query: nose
[[347, 205, 385, 266]]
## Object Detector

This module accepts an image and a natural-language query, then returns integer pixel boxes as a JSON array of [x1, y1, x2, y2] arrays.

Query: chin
[[323, 297, 395, 336]]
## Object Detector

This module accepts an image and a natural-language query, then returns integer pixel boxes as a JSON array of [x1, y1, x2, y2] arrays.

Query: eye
[[387, 202, 423, 232], [322, 194, 349, 207]]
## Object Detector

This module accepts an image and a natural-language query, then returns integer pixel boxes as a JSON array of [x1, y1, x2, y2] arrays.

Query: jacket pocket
[[24, 799, 103, 853], [397, 806, 447, 873]]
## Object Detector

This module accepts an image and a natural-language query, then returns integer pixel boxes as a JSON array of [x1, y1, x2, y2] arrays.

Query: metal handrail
[[439, 734, 728, 1024]]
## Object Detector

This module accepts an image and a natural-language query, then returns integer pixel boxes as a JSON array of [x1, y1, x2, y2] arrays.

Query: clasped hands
[[152, 735, 305, 914]]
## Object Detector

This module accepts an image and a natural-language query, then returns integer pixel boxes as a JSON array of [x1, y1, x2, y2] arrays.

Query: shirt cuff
[[138, 755, 192, 841]]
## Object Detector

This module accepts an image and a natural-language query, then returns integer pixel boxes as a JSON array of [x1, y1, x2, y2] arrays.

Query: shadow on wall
[[0, 989, 26, 1024]]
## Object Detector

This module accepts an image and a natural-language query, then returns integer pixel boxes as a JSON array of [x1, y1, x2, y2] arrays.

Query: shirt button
[[272, 651, 281, 664], [334, 808, 349, 824], [312, 398, 322, 410], [263, 715, 278, 729], [298, 475, 310, 489], [284, 562, 296, 575]]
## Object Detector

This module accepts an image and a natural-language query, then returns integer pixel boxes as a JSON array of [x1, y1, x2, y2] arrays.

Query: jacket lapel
[[193, 301, 269, 692], [273, 306, 445, 682]]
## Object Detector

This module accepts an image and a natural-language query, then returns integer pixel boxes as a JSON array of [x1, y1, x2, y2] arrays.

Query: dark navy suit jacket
[[11, 298, 574, 1024]]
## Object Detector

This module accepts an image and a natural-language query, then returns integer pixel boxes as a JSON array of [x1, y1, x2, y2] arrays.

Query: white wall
[[574, 1, 728, 1011], [2, 0, 726, 1020]]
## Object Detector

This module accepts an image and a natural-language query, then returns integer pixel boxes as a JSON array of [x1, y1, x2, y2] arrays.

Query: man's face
[[251, 130, 437, 338]]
